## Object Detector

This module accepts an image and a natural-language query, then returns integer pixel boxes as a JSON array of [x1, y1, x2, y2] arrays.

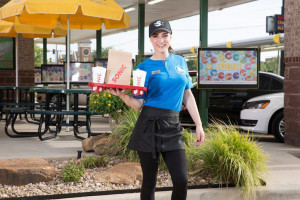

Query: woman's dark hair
[[168, 46, 175, 54]]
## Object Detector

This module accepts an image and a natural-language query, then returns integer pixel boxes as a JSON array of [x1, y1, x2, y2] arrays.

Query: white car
[[240, 92, 284, 142]]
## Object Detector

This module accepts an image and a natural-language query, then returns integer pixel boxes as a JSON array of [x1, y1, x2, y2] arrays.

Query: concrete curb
[[61, 185, 300, 200]]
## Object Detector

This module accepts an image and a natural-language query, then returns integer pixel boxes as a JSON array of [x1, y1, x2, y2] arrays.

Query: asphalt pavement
[[1, 116, 300, 200]]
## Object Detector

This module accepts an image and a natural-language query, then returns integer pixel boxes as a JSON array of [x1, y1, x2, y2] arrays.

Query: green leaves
[[110, 108, 140, 161], [197, 123, 268, 199], [89, 91, 129, 119], [80, 154, 109, 169], [62, 161, 85, 182], [62, 155, 109, 183]]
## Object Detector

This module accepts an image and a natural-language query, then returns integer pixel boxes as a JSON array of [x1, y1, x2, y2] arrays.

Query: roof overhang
[[32, 0, 257, 44]]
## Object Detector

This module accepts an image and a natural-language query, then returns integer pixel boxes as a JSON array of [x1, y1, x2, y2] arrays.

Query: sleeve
[[184, 59, 193, 90], [133, 62, 149, 99]]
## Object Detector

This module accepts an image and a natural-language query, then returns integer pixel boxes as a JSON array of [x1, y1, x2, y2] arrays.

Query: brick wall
[[284, 0, 300, 146], [0, 37, 34, 86]]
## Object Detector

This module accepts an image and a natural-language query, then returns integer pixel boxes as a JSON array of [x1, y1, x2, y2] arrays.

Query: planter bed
[[0, 156, 228, 199]]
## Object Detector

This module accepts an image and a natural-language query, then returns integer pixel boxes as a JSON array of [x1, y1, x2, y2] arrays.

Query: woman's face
[[150, 30, 172, 54]]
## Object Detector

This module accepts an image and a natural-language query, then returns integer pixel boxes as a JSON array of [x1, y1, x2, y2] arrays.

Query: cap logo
[[154, 20, 164, 27]]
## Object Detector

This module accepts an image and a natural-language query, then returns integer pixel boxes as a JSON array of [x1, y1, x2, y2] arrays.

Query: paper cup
[[133, 69, 146, 87], [92, 67, 106, 83]]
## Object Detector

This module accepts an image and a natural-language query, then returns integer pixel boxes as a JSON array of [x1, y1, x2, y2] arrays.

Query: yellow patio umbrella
[[0, 18, 67, 38], [0, 18, 67, 87], [0, 0, 130, 30], [0, 0, 130, 117]]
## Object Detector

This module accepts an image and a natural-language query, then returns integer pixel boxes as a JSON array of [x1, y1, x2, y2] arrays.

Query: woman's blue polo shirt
[[135, 53, 193, 112]]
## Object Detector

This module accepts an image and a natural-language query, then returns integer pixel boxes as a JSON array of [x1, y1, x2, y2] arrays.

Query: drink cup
[[92, 67, 106, 83], [133, 69, 146, 87]]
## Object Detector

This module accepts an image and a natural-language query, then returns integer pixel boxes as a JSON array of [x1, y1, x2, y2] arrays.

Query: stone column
[[284, 0, 300, 146]]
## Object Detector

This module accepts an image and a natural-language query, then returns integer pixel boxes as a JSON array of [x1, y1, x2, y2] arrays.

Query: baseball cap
[[149, 19, 172, 37]]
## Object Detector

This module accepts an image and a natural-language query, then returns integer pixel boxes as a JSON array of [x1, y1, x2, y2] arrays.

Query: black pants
[[138, 149, 188, 200]]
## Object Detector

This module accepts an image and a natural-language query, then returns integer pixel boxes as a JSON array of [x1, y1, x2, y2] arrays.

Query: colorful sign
[[41, 65, 64, 83], [34, 68, 41, 84], [65, 62, 94, 83], [274, 14, 284, 33], [198, 48, 259, 89]]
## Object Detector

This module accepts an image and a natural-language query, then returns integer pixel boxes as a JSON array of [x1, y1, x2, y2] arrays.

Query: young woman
[[107, 19, 205, 200]]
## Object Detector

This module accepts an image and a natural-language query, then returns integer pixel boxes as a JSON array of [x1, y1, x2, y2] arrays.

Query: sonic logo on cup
[[96, 73, 102, 83], [136, 76, 141, 86], [110, 64, 127, 84]]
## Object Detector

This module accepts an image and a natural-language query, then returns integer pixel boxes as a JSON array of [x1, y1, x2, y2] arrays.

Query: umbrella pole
[[66, 15, 70, 131], [16, 34, 19, 103]]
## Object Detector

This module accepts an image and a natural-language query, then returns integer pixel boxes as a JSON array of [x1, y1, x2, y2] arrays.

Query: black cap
[[149, 19, 172, 37]]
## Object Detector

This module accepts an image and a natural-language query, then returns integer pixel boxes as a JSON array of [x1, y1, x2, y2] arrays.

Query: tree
[[34, 44, 43, 67], [92, 47, 112, 60], [260, 57, 279, 74]]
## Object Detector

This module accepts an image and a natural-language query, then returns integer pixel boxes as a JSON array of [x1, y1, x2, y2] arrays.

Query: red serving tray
[[88, 83, 147, 97]]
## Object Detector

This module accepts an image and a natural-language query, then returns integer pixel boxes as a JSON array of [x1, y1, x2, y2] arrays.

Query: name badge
[[152, 70, 161, 75]]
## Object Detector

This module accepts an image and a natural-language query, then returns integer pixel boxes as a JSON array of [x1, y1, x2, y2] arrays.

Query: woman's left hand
[[106, 88, 126, 97], [195, 125, 205, 146]]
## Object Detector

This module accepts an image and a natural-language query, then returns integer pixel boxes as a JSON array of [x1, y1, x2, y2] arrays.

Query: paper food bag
[[105, 49, 132, 85]]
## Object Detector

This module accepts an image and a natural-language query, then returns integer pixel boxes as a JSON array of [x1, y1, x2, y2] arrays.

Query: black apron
[[127, 106, 184, 158]]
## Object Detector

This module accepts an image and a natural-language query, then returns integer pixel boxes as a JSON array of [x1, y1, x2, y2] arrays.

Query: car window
[[259, 74, 271, 90], [270, 78, 283, 91]]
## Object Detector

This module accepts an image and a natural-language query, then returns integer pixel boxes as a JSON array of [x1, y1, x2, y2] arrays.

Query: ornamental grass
[[109, 108, 140, 161], [196, 122, 268, 199]]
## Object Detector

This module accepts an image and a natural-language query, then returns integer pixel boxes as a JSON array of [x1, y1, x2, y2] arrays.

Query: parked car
[[239, 92, 284, 142], [180, 71, 284, 125]]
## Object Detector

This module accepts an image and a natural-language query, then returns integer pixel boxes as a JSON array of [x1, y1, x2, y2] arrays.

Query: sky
[[42, 0, 283, 62]]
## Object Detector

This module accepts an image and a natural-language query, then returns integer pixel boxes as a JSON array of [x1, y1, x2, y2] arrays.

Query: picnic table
[[27, 88, 99, 140], [0, 86, 46, 138]]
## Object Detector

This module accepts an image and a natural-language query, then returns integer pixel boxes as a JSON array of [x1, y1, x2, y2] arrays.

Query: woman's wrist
[[120, 93, 127, 100], [196, 124, 204, 130]]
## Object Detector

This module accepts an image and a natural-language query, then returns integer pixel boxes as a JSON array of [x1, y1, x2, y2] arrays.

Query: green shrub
[[94, 155, 109, 167], [81, 155, 96, 169], [182, 129, 203, 173], [80, 154, 109, 168], [89, 91, 129, 119], [110, 108, 140, 161], [197, 123, 268, 199], [62, 161, 85, 182]]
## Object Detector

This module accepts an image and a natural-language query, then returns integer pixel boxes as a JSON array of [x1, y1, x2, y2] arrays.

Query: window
[[259, 74, 271, 91], [270, 78, 283, 91]]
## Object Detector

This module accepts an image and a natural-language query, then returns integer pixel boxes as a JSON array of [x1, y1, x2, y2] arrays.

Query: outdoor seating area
[[0, 86, 102, 141]]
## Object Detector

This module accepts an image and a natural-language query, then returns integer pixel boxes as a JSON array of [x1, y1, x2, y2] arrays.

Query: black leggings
[[138, 149, 188, 200]]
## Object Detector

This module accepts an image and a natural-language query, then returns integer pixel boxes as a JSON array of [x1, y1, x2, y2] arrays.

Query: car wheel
[[271, 111, 284, 143]]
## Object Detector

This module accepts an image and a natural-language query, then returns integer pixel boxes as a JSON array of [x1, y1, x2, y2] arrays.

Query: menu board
[[41, 64, 64, 84], [198, 48, 259, 89], [34, 68, 41, 84], [65, 62, 94, 83]]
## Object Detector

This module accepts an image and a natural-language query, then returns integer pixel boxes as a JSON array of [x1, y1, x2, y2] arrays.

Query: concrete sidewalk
[[1, 117, 300, 200]]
